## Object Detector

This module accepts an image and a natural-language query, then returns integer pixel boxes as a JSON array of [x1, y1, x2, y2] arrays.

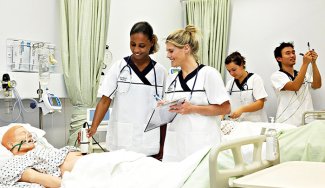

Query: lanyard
[[110, 56, 159, 97], [168, 64, 200, 101], [229, 72, 253, 95]]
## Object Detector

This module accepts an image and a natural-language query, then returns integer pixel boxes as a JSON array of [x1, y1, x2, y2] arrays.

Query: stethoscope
[[275, 69, 310, 122], [109, 56, 159, 97], [228, 73, 254, 104], [167, 64, 199, 101], [228, 72, 253, 95], [229, 81, 251, 104], [228, 81, 249, 95]]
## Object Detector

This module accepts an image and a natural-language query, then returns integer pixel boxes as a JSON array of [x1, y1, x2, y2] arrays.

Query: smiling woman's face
[[166, 42, 186, 68], [129, 32, 152, 61]]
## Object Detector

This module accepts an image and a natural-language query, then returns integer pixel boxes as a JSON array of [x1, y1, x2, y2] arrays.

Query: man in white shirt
[[271, 42, 321, 126]]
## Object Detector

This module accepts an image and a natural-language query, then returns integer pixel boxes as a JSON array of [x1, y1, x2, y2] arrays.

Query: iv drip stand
[[37, 82, 43, 130]]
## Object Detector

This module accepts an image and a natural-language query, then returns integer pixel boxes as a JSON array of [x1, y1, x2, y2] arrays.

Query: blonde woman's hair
[[166, 25, 199, 60]]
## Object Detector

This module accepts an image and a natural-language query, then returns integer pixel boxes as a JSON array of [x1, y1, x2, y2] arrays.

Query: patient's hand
[[60, 152, 83, 175], [20, 168, 61, 188]]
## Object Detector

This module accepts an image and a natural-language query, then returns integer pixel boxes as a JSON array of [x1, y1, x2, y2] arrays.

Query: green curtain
[[60, 0, 110, 145], [182, 0, 230, 79]]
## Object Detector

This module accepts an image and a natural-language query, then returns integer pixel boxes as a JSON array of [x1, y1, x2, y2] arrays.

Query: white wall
[[4, 0, 322, 146], [228, 0, 325, 119], [0, 0, 61, 71], [0, 0, 69, 147], [107, 0, 182, 69], [0, 0, 182, 147]]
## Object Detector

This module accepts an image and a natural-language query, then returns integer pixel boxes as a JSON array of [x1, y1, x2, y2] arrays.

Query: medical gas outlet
[[1, 73, 16, 97]]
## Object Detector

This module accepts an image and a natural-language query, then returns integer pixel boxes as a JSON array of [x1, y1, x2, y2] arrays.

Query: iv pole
[[35, 42, 61, 130], [38, 82, 43, 130]]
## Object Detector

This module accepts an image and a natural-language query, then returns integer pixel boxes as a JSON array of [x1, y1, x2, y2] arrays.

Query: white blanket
[[62, 121, 295, 188], [222, 121, 296, 142], [61, 148, 210, 188]]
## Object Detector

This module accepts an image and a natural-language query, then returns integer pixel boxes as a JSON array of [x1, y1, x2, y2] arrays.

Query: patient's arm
[[20, 168, 61, 188], [19, 152, 82, 187], [60, 151, 83, 175]]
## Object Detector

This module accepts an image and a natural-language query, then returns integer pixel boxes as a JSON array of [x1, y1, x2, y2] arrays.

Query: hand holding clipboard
[[144, 97, 186, 132]]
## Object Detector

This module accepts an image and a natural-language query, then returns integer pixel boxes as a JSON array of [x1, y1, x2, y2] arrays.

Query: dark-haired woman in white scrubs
[[88, 22, 166, 158], [225, 52, 268, 122]]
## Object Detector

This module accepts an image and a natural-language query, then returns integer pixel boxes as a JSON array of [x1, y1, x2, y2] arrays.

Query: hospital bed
[[182, 120, 325, 188], [232, 161, 325, 188], [1, 120, 325, 188], [209, 135, 279, 188], [181, 134, 278, 188], [302, 110, 325, 125]]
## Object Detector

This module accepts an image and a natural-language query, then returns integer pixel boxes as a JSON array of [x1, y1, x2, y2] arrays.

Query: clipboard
[[144, 97, 186, 132]]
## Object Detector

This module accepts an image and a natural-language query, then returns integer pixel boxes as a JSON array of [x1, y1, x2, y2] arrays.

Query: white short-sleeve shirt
[[98, 56, 167, 155], [163, 65, 229, 161], [226, 73, 268, 122], [271, 70, 313, 126]]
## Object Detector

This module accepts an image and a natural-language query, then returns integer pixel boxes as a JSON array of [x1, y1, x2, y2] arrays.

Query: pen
[[299, 53, 304, 56], [307, 42, 310, 51], [154, 94, 162, 101]]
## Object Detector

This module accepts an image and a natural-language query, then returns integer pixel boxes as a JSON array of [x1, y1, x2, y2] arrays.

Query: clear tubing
[[0, 88, 38, 123]]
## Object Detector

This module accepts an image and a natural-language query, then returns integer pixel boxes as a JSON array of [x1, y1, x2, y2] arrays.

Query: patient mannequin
[[1, 125, 82, 188]]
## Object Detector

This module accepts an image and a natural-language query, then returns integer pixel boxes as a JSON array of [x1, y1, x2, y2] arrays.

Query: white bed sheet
[[222, 121, 296, 142], [62, 147, 211, 188], [0, 121, 295, 188], [62, 121, 293, 188]]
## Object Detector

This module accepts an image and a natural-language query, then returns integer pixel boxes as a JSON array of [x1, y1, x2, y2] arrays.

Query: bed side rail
[[302, 111, 325, 125], [209, 135, 279, 188]]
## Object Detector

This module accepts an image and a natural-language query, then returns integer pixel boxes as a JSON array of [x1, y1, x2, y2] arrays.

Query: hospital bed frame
[[302, 110, 325, 125], [209, 135, 280, 188]]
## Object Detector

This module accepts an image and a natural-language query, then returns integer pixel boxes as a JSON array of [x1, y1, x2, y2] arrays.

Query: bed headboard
[[209, 135, 280, 188], [302, 111, 325, 125]]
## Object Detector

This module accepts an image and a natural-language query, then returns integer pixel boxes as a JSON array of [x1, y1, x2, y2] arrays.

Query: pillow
[[0, 123, 46, 141], [0, 142, 13, 157], [0, 123, 46, 159]]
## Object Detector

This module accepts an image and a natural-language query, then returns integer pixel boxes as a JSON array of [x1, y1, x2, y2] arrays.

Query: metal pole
[[38, 82, 43, 130]]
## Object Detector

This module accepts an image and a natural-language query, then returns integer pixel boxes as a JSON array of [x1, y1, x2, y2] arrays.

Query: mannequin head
[[1, 125, 35, 155]]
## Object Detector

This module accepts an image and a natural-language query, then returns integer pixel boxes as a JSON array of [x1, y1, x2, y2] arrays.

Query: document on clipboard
[[144, 97, 186, 132]]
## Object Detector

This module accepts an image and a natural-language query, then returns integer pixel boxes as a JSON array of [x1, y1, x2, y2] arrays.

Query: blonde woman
[[163, 25, 230, 161]]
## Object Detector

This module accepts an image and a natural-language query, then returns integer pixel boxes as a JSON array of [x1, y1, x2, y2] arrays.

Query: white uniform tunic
[[98, 56, 166, 155], [226, 73, 268, 122], [163, 65, 229, 162], [271, 70, 313, 126]]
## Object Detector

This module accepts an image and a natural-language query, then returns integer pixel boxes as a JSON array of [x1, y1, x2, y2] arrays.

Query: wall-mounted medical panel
[[0, 71, 67, 99], [6, 39, 57, 73]]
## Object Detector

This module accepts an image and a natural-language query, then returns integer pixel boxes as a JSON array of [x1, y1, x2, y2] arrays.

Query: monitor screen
[[87, 108, 110, 125], [51, 97, 59, 106]]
